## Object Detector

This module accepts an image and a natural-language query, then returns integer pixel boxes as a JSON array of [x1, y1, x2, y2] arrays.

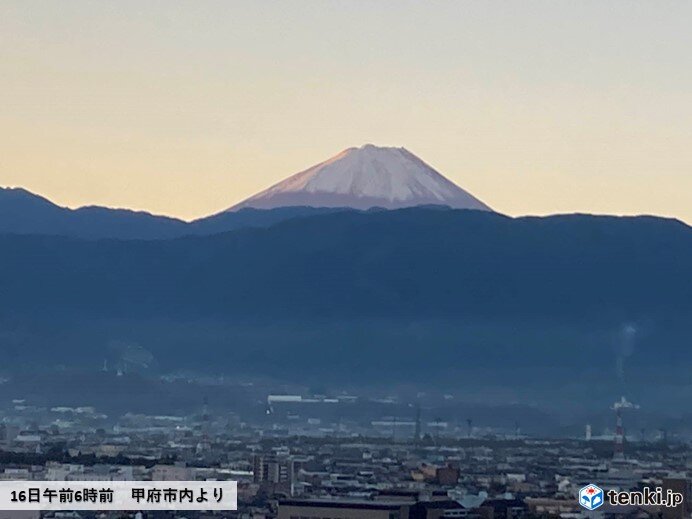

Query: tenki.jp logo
[[579, 484, 604, 510]]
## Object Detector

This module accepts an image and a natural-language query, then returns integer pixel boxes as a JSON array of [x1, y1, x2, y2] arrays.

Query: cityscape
[[0, 372, 689, 518]]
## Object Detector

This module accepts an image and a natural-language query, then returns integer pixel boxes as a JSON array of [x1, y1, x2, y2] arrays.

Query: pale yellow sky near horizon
[[1, 1, 691, 222]]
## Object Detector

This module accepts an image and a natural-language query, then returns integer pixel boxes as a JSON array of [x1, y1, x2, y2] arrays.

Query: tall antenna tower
[[611, 396, 639, 460], [201, 396, 210, 443]]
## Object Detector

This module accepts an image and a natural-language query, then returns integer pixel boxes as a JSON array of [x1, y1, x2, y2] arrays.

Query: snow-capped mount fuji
[[228, 144, 492, 211]]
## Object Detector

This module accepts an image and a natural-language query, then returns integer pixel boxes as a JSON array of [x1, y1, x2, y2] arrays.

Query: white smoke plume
[[615, 323, 637, 382]]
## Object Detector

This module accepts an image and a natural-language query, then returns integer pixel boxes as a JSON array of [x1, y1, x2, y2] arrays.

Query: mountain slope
[[0, 208, 690, 402], [1, 145, 492, 237], [229, 144, 492, 211], [0, 187, 349, 239], [189, 206, 351, 234], [2, 208, 690, 319], [0, 187, 188, 239]]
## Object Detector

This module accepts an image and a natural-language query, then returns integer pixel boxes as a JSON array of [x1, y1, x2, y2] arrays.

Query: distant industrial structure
[[611, 396, 640, 460]]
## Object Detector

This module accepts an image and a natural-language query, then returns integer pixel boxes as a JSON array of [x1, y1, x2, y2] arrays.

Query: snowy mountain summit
[[229, 144, 492, 211]]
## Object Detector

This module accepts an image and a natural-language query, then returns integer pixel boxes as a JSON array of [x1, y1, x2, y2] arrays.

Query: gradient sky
[[1, 1, 691, 222]]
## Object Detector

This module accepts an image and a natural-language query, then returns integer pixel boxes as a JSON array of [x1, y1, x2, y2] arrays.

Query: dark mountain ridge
[[0, 207, 690, 410], [2, 208, 689, 320], [0, 186, 348, 238]]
